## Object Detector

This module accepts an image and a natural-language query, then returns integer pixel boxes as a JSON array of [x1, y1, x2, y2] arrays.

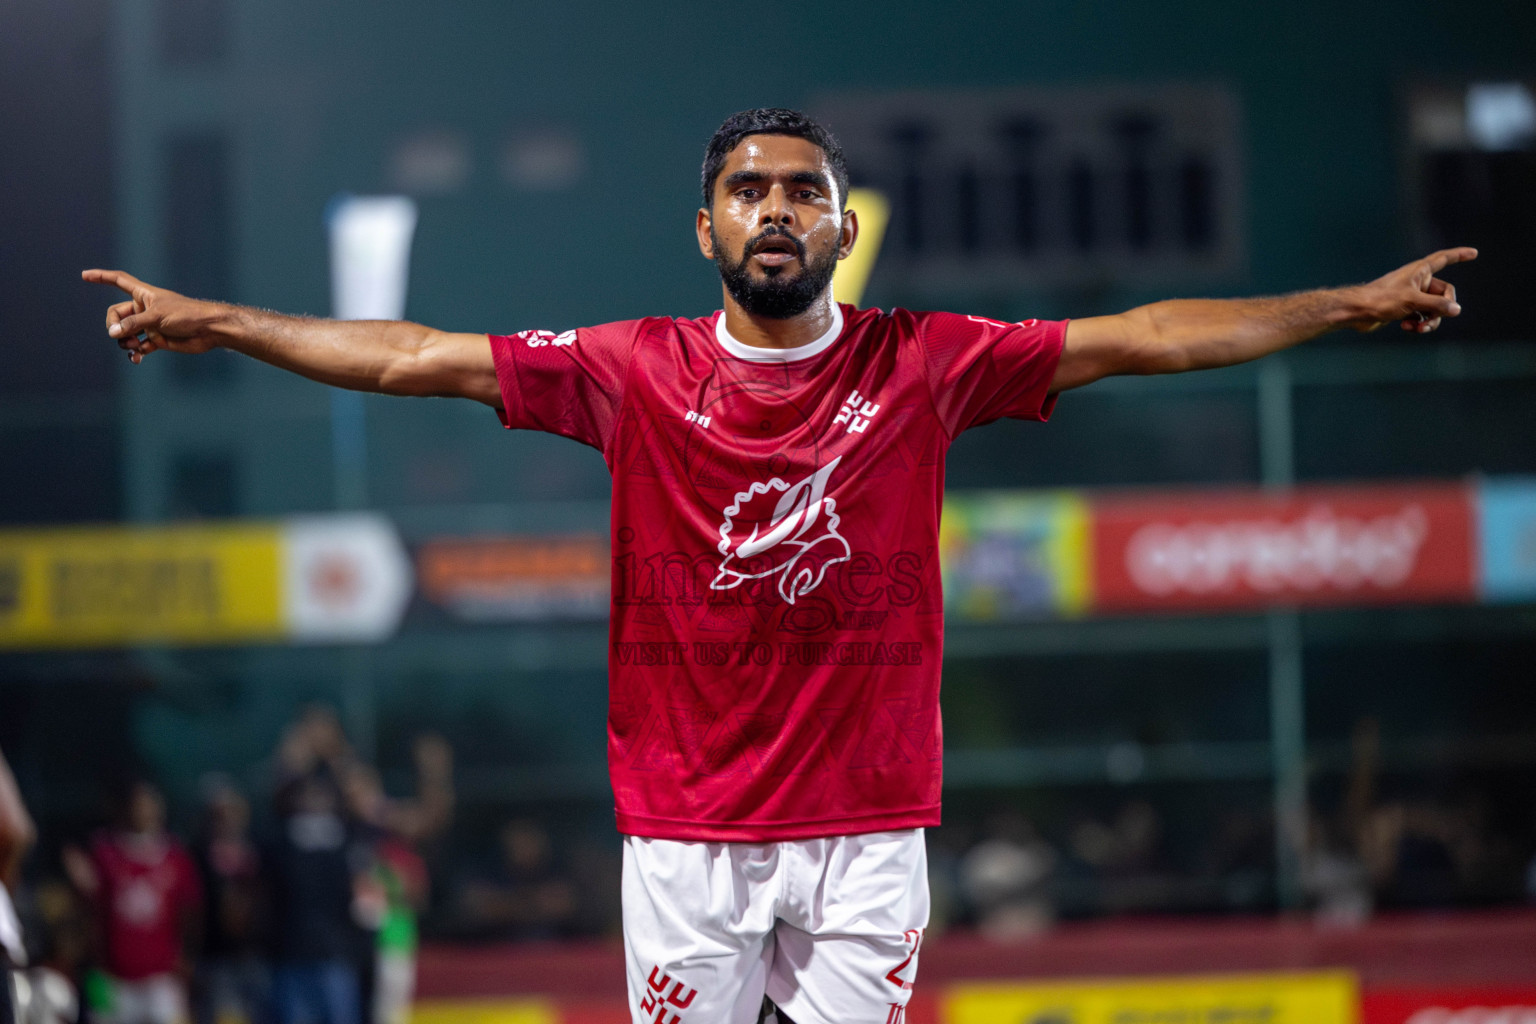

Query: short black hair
[[701, 108, 849, 210]]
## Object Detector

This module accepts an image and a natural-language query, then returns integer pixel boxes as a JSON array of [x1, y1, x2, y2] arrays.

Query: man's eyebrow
[[722, 169, 767, 190], [721, 169, 833, 191]]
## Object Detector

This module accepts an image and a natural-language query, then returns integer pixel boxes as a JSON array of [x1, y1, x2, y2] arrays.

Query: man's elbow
[[381, 329, 482, 399], [1140, 342, 1195, 375], [1128, 308, 1196, 375], [377, 354, 438, 397]]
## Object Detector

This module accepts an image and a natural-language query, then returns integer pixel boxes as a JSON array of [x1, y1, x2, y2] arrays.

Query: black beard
[[712, 226, 840, 319]]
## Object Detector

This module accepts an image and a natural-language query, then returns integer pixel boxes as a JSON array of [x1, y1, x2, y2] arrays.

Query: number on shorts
[[884, 928, 923, 991]]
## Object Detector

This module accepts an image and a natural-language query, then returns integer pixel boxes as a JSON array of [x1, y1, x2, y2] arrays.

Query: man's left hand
[[1344, 247, 1478, 334]]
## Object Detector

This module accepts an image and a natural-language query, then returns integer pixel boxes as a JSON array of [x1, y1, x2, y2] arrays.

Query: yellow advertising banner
[[945, 970, 1357, 1024], [410, 1000, 559, 1024], [0, 523, 284, 648]]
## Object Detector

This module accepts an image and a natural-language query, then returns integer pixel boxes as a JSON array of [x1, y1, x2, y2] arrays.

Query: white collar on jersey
[[713, 303, 844, 363]]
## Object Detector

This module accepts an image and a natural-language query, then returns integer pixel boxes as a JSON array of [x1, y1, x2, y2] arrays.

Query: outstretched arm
[[1050, 247, 1478, 393], [82, 270, 501, 407]]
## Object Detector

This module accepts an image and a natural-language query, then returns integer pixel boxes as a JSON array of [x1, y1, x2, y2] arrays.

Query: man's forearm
[[1133, 287, 1368, 373], [210, 305, 443, 395], [1052, 249, 1473, 392]]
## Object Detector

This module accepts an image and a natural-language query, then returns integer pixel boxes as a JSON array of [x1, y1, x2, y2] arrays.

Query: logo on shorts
[[710, 456, 852, 605], [641, 966, 697, 1024]]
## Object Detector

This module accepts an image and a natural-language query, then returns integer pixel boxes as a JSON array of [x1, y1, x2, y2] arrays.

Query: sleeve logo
[[516, 329, 576, 348], [710, 456, 852, 605]]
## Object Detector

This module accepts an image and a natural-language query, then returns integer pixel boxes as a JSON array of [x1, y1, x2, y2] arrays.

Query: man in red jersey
[[65, 781, 201, 1024], [86, 108, 1474, 1024]]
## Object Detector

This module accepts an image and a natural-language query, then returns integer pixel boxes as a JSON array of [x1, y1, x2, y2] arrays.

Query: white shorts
[[622, 829, 929, 1024]]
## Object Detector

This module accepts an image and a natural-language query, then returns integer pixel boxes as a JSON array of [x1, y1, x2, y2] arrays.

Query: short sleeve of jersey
[[915, 311, 1067, 437], [489, 320, 638, 454]]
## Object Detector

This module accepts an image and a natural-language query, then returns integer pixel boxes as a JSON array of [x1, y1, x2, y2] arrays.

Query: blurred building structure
[[2, 0, 1535, 923]]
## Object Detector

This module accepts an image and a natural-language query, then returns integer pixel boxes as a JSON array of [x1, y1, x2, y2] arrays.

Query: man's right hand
[[83, 268, 225, 362], [82, 267, 502, 405]]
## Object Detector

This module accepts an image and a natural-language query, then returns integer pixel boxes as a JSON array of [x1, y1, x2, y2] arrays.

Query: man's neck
[[719, 291, 838, 350]]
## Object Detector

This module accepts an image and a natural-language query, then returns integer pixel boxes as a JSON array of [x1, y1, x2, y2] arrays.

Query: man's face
[[698, 134, 854, 319]]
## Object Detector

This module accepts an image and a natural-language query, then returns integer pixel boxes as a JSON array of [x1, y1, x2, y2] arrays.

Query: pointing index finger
[[1422, 247, 1478, 274], [81, 268, 148, 296]]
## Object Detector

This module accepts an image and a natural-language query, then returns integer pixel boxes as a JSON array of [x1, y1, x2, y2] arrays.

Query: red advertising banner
[[1091, 482, 1475, 614], [1363, 988, 1536, 1024]]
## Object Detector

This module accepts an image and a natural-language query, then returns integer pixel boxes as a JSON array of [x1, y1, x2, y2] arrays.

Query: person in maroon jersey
[[65, 781, 202, 1024], [85, 108, 1475, 1024]]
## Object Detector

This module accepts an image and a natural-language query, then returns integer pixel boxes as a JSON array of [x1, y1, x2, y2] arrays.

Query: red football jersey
[[491, 304, 1065, 841], [90, 833, 201, 980]]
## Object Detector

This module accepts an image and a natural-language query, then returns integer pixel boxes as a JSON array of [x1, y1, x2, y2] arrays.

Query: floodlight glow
[[1466, 82, 1536, 152], [327, 194, 419, 320]]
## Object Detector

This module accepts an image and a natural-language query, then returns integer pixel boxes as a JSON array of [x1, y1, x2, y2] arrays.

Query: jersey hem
[[1037, 317, 1068, 423], [487, 334, 521, 429], [614, 805, 942, 843]]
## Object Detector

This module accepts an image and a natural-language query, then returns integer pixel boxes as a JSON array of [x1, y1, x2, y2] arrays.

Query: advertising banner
[[1363, 988, 1536, 1024], [284, 515, 414, 642], [0, 522, 284, 648], [0, 515, 411, 649], [1090, 482, 1474, 614], [411, 999, 559, 1024], [1476, 478, 1536, 603], [940, 491, 1090, 620], [416, 534, 609, 622], [945, 970, 1357, 1024]]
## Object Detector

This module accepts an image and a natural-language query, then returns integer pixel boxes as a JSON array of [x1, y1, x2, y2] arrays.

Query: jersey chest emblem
[[710, 456, 851, 605]]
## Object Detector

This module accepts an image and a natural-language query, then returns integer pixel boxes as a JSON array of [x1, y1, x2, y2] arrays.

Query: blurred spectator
[[1066, 799, 1169, 914], [266, 723, 369, 1024], [957, 809, 1056, 940], [450, 820, 576, 942], [2, 745, 39, 1024], [1070, 800, 1164, 876], [190, 778, 268, 1024], [339, 735, 453, 1024], [1199, 808, 1271, 911], [25, 880, 91, 983], [1339, 717, 1488, 911], [274, 710, 357, 794], [63, 781, 201, 1024], [363, 841, 422, 1024], [1299, 719, 1376, 925], [341, 738, 453, 848], [1301, 812, 1371, 927], [1359, 801, 1462, 908]]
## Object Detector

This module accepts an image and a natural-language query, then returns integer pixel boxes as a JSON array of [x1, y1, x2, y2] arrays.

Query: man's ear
[[696, 208, 715, 260], [837, 208, 860, 261]]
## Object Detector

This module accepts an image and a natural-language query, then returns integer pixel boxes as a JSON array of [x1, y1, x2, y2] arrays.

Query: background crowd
[[2, 701, 1532, 1024], [4, 708, 459, 1024]]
